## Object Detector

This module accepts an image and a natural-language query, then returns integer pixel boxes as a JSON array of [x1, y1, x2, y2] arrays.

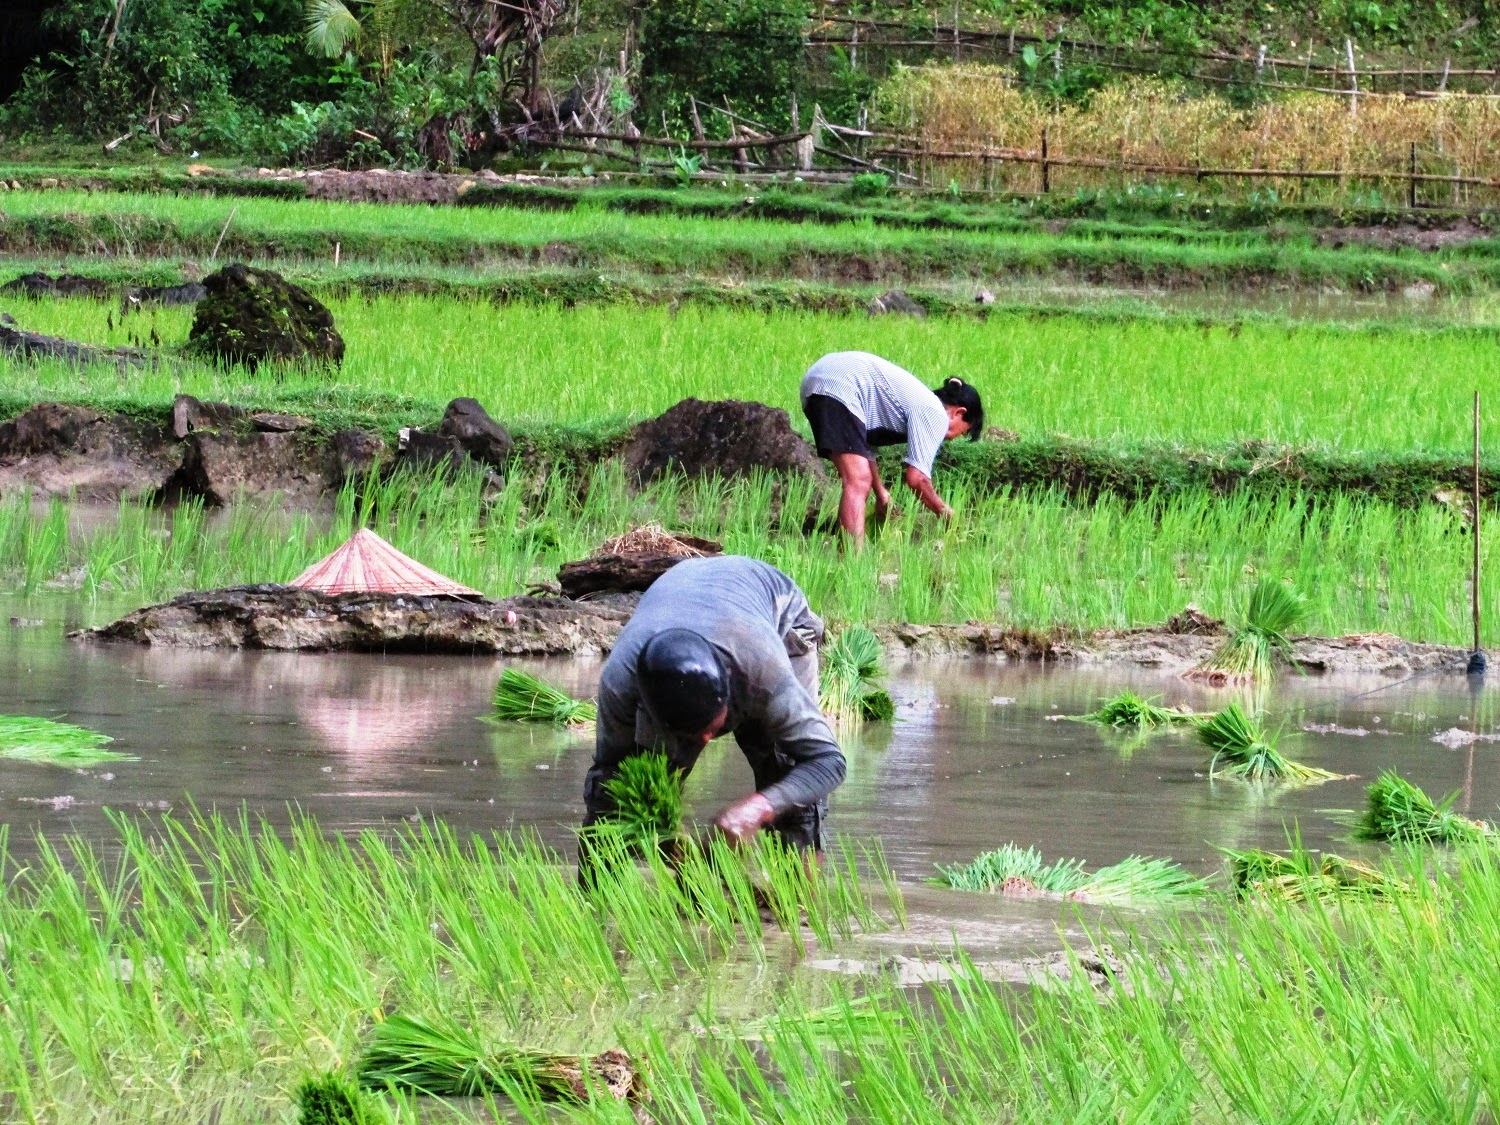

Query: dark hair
[[639, 628, 730, 735], [933, 377, 984, 441]]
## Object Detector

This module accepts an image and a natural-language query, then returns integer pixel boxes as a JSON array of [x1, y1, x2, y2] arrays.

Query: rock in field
[[438, 397, 512, 469], [622, 398, 823, 484], [186, 263, 344, 370], [0, 402, 180, 499]]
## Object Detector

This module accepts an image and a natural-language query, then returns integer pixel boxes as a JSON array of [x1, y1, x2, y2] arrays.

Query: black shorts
[[803, 395, 906, 461]]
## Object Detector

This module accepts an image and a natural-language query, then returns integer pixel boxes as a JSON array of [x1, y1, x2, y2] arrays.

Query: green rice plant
[[0, 716, 135, 768], [1223, 844, 1413, 901], [296, 1071, 381, 1125], [357, 1013, 641, 1102], [1191, 578, 1308, 683], [820, 626, 895, 724], [1196, 702, 1342, 783], [933, 842, 1205, 903], [1354, 770, 1493, 845], [1075, 691, 1198, 729], [491, 668, 596, 727]]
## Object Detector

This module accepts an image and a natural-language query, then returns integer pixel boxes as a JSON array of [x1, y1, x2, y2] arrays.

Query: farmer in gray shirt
[[582, 555, 845, 850], [801, 350, 984, 544]]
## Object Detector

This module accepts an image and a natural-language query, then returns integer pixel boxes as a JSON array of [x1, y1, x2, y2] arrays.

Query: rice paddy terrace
[[2, 172, 1500, 1121]]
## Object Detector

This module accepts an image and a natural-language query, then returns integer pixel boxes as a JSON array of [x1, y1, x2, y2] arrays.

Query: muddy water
[[5, 596, 1497, 892]]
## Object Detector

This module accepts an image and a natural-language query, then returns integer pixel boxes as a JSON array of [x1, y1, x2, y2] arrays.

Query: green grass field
[[4, 294, 1499, 455]]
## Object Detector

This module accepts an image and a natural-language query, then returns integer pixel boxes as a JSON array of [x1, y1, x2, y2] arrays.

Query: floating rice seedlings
[[0, 715, 135, 767], [296, 1071, 380, 1125], [820, 626, 895, 724], [357, 1013, 642, 1103], [1190, 578, 1307, 684], [491, 668, 596, 727], [1075, 691, 1199, 729], [1196, 702, 1342, 783], [1354, 770, 1493, 845], [933, 842, 1205, 903], [1223, 845, 1413, 901]]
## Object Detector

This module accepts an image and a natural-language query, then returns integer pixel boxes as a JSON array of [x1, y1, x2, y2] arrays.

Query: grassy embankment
[[2, 806, 1495, 1122], [0, 188, 1491, 294]]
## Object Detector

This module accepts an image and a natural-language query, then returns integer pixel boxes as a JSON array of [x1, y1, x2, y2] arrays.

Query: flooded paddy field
[[5, 593, 1494, 889]]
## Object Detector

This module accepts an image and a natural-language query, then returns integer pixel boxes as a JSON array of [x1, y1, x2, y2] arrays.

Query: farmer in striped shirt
[[800, 351, 984, 543]]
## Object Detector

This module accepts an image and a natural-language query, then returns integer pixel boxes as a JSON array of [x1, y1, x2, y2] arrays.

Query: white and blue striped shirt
[[799, 351, 949, 476]]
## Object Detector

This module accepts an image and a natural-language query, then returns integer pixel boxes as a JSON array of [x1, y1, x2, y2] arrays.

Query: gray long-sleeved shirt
[[582, 555, 846, 821]]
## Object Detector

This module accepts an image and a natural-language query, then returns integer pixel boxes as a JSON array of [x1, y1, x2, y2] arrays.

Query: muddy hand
[[714, 793, 775, 845]]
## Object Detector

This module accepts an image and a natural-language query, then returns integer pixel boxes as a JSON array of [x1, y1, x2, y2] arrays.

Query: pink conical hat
[[291, 528, 483, 598]]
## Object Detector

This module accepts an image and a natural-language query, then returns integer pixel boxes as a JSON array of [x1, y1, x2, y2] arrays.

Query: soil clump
[[622, 398, 823, 484], [0, 272, 114, 299], [0, 402, 180, 499], [186, 263, 344, 369], [0, 323, 147, 366]]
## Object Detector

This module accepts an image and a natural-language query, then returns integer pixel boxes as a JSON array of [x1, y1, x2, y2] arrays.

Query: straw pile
[[593, 523, 711, 559]]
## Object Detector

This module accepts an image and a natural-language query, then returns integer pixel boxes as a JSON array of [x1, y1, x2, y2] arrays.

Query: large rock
[[438, 398, 512, 468], [0, 323, 147, 367], [621, 398, 823, 484], [186, 263, 344, 370], [166, 430, 335, 506], [74, 585, 635, 655], [0, 402, 180, 499], [0, 272, 113, 299]]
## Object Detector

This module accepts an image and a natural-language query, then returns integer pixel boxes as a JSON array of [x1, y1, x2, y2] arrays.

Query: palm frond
[[304, 0, 363, 58], [0, 715, 134, 768], [1355, 770, 1491, 844], [1196, 702, 1341, 784], [491, 668, 596, 727]]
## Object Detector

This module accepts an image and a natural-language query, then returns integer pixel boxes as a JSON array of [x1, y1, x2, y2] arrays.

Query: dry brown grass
[[875, 68, 1500, 202]]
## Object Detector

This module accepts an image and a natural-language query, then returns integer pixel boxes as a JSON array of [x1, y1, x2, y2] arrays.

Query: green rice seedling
[[0, 716, 135, 767], [296, 1071, 381, 1125], [933, 843, 1204, 903], [1075, 691, 1198, 729], [357, 1013, 642, 1103], [1196, 702, 1342, 783], [598, 752, 685, 850], [1354, 770, 1492, 845], [491, 668, 596, 727], [820, 626, 895, 724], [1191, 578, 1307, 683], [1222, 844, 1413, 901]]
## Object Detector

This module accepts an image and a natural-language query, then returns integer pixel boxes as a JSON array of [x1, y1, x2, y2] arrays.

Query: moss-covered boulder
[[186, 263, 344, 370]]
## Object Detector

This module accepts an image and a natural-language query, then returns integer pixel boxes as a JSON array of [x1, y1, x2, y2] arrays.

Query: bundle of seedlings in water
[[1075, 691, 1199, 729], [490, 668, 596, 727], [296, 1070, 381, 1125], [1189, 578, 1307, 684], [1354, 770, 1492, 845], [820, 626, 895, 723], [578, 752, 689, 867], [1197, 702, 1343, 784], [0, 715, 135, 768], [933, 842, 1205, 904], [1223, 844, 1412, 902], [358, 1013, 643, 1103]]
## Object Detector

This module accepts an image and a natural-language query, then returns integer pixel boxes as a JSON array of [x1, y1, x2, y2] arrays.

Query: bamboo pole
[[1471, 389, 1486, 675]]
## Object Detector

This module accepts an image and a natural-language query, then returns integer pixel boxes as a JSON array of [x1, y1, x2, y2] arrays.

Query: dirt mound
[[187, 263, 344, 370], [0, 402, 180, 499], [0, 272, 113, 299], [558, 524, 723, 598], [621, 398, 823, 484], [122, 281, 206, 309], [75, 585, 634, 655]]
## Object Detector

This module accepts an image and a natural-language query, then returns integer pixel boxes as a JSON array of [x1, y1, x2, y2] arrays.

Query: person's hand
[[937, 503, 954, 521], [873, 493, 892, 526], [714, 793, 775, 845]]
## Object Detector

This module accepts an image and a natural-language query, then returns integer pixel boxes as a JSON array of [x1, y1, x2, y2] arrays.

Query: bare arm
[[903, 464, 951, 519]]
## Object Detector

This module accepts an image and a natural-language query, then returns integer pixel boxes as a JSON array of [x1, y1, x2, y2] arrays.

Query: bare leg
[[831, 452, 874, 545]]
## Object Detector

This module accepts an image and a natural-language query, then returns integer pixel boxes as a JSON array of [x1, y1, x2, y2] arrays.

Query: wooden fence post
[[1345, 39, 1359, 117], [1040, 128, 1050, 193], [1409, 142, 1418, 209]]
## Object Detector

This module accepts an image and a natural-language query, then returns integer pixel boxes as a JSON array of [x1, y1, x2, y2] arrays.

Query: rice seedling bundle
[[491, 668, 596, 726], [934, 842, 1204, 903], [596, 752, 685, 851], [820, 626, 896, 724], [296, 1071, 381, 1125], [1190, 578, 1307, 684], [1076, 691, 1198, 729], [1355, 770, 1492, 845], [357, 1013, 643, 1103], [0, 715, 135, 767], [1196, 702, 1341, 783], [1224, 845, 1412, 901]]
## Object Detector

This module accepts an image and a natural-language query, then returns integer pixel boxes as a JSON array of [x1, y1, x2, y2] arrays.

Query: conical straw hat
[[291, 528, 483, 599]]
